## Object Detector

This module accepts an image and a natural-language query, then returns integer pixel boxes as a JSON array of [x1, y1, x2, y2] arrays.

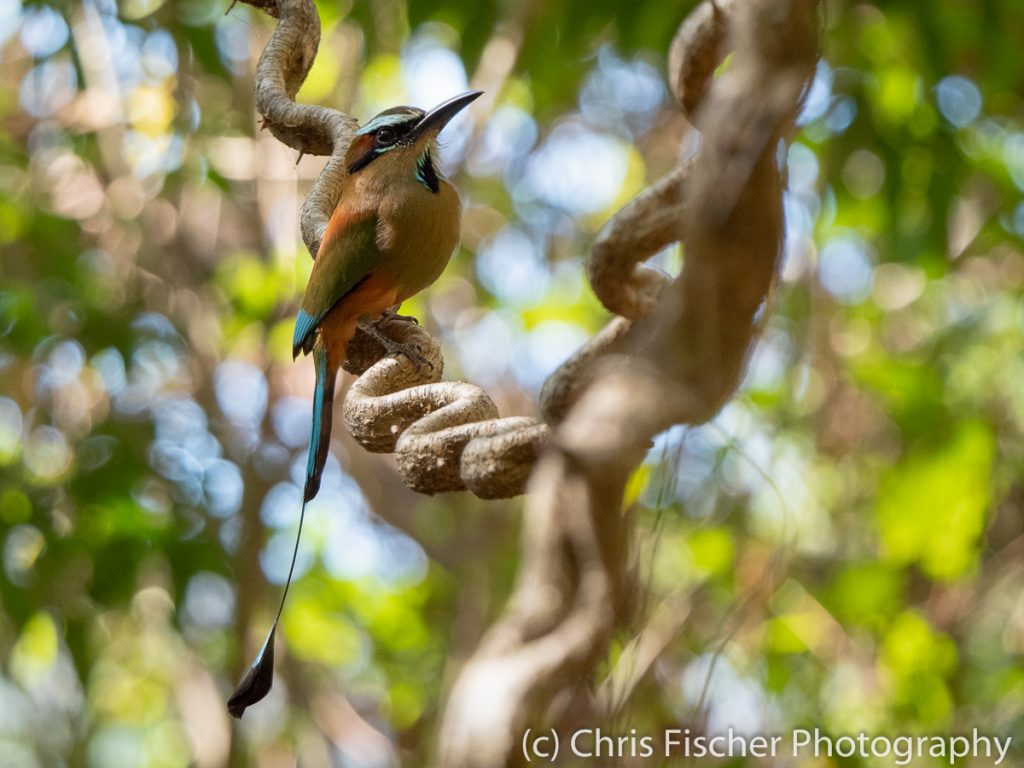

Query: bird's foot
[[380, 307, 420, 325], [359, 320, 434, 370]]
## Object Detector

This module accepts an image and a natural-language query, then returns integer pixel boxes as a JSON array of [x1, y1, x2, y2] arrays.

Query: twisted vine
[[440, 1, 818, 764]]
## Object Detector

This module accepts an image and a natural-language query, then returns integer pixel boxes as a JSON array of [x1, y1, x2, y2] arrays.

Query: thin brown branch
[[587, 162, 687, 321], [668, 0, 734, 122], [242, 0, 358, 258]]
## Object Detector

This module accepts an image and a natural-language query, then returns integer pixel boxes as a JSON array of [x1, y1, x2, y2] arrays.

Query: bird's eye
[[376, 128, 397, 146]]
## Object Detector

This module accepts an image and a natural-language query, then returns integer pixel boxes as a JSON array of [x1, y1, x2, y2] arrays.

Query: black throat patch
[[415, 148, 440, 193]]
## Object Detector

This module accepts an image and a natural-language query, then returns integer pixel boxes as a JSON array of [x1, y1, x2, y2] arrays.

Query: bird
[[293, 89, 482, 503], [228, 91, 482, 719]]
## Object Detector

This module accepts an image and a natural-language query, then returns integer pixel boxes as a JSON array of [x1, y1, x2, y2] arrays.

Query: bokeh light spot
[[214, 360, 267, 430], [935, 75, 982, 129], [0, 397, 24, 465], [23, 425, 72, 484], [818, 235, 874, 305], [19, 5, 69, 57]]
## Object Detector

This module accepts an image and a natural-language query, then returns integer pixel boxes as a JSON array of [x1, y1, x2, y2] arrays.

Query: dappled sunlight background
[[2, 0, 1024, 766]]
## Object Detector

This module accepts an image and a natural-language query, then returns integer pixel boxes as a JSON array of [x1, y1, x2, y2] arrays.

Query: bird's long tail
[[227, 493, 307, 718], [304, 342, 338, 503], [227, 327, 352, 720], [227, 342, 339, 718]]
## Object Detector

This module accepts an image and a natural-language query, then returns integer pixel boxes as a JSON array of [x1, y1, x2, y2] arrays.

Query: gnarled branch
[[439, 0, 819, 765]]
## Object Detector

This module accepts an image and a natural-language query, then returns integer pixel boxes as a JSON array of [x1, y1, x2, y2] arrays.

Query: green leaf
[[876, 421, 995, 580]]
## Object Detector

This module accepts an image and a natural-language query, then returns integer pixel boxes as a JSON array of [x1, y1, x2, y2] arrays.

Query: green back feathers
[[293, 213, 381, 354]]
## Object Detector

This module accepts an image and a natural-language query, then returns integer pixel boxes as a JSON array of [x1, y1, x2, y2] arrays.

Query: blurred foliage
[[1, 0, 1023, 766]]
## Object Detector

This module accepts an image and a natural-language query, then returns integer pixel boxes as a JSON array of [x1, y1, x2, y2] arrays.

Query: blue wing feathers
[[293, 309, 319, 358]]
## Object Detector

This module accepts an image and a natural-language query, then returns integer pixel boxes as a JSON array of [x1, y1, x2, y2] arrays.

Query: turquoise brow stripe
[[356, 112, 419, 135]]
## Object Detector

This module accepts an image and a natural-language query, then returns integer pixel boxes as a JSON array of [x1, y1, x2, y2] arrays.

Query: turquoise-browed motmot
[[228, 91, 481, 718], [294, 89, 482, 502]]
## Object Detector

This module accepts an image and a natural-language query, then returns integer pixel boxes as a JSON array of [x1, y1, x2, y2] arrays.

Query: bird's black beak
[[410, 90, 483, 140]]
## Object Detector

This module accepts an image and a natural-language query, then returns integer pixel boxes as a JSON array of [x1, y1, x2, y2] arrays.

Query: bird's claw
[[360, 322, 433, 370], [381, 308, 420, 326]]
